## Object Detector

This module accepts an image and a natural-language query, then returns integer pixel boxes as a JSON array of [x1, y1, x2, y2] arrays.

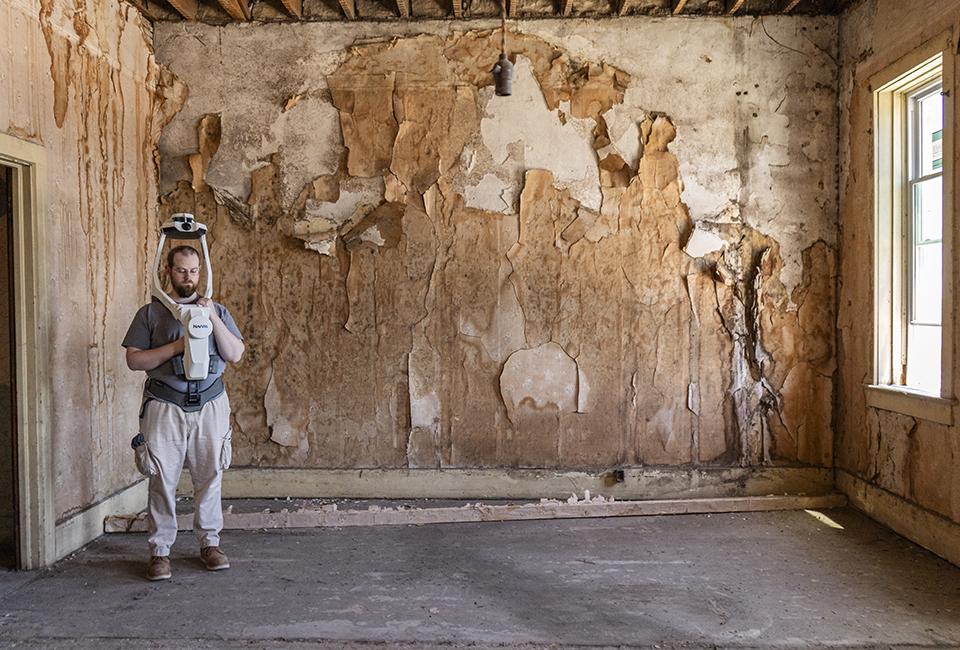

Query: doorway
[[0, 165, 15, 569], [0, 133, 53, 570]]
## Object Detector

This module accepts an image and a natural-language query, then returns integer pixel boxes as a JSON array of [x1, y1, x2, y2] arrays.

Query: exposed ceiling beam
[[215, 0, 250, 19], [127, 0, 162, 20], [165, 0, 197, 20], [132, 0, 846, 23], [339, 0, 356, 18], [280, 0, 303, 18]]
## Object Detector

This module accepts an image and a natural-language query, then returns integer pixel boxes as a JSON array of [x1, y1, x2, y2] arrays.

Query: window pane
[[907, 83, 944, 394], [919, 90, 943, 177], [911, 176, 942, 327], [913, 242, 942, 324], [914, 176, 942, 242], [906, 323, 941, 392]]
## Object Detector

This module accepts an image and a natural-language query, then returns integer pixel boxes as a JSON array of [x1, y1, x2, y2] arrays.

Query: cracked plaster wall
[[837, 0, 960, 526], [154, 16, 838, 473], [1, 0, 160, 520]]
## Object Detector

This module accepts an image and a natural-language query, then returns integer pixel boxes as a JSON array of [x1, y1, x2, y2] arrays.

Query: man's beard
[[172, 280, 196, 298]]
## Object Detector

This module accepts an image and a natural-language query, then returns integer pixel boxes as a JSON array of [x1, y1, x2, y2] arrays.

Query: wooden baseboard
[[176, 466, 836, 500], [837, 470, 960, 568], [55, 480, 147, 561]]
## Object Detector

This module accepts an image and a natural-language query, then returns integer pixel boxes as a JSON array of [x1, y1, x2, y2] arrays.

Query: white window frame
[[866, 32, 956, 425]]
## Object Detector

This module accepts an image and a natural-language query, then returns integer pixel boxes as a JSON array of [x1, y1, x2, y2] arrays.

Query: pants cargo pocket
[[219, 427, 233, 471], [134, 441, 159, 477]]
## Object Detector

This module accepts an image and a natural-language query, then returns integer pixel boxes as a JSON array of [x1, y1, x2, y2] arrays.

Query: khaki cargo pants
[[136, 392, 232, 557]]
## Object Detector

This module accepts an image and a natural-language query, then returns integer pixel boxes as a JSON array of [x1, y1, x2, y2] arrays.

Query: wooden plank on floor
[[105, 493, 848, 533]]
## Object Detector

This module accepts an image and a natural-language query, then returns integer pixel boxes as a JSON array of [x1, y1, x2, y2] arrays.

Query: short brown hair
[[167, 245, 200, 268]]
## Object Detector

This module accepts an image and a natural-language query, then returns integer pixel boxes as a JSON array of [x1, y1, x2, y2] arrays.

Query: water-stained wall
[[837, 0, 960, 526], [1, 0, 159, 521], [155, 17, 838, 474]]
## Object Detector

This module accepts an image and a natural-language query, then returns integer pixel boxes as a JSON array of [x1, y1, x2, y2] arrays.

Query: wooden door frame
[[0, 133, 54, 569]]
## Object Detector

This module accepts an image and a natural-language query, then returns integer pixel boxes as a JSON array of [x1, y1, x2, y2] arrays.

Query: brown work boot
[[146, 555, 171, 581], [200, 546, 230, 571]]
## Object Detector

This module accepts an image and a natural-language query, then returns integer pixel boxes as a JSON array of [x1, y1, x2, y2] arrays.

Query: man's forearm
[[126, 340, 185, 371], [211, 319, 245, 363]]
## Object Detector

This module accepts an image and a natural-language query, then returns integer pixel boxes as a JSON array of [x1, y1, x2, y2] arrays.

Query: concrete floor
[[1, 504, 959, 650]]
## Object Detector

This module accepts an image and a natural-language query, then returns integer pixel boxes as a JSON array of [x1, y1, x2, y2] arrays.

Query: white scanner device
[[151, 213, 214, 381]]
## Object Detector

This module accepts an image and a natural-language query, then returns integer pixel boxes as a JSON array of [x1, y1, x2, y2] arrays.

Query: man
[[123, 245, 244, 581]]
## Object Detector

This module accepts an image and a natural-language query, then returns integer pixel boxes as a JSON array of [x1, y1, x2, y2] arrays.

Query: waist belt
[[145, 377, 224, 413]]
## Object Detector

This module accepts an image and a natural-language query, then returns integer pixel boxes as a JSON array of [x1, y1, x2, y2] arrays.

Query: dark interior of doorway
[[0, 165, 16, 569]]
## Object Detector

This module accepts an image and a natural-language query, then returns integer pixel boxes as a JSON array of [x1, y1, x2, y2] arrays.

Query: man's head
[[165, 245, 201, 299]]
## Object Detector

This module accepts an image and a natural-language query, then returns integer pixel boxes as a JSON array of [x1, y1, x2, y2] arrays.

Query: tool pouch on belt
[[145, 377, 224, 413], [130, 433, 159, 477]]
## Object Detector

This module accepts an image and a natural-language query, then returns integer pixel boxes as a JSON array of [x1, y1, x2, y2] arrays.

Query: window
[[905, 81, 943, 392], [867, 33, 955, 425]]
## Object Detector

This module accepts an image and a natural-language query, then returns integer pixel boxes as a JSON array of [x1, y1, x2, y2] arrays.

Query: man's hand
[[197, 296, 216, 313]]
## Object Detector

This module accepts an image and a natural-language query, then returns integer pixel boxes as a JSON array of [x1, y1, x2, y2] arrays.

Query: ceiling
[[127, 0, 856, 26]]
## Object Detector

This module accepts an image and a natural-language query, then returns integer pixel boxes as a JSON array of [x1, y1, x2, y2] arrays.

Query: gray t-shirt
[[122, 296, 244, 393]]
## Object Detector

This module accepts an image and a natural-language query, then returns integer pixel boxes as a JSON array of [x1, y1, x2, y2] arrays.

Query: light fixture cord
[[500, 0, 507, 55]]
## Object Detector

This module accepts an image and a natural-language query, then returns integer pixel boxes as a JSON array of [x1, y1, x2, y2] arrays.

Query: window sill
[[863, 384, 955, 425]]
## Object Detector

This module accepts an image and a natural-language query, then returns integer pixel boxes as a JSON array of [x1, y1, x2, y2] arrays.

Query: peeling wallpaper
[[2, 0, 159, 519], [6, 0, 957, 535], [155, 16, 838, 472], [837, 0, 960, 525]]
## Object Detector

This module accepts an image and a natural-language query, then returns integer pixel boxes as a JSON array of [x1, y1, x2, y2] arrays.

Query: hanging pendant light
[[490, 0, 513, 96]]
